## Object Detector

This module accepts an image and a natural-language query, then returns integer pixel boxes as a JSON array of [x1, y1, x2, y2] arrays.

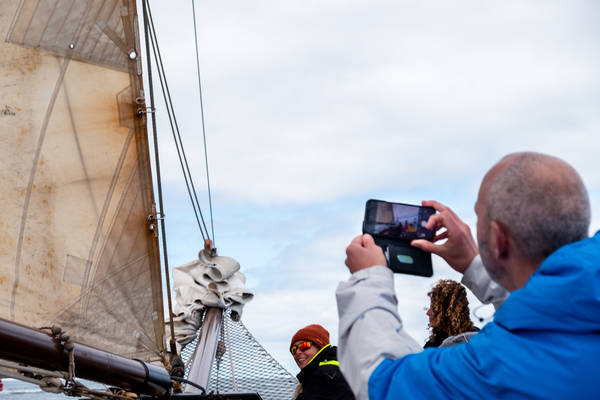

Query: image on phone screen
[[363, 200, 435, 241]]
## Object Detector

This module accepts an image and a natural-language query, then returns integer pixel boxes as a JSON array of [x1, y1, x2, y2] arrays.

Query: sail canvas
[[0, 0, 165, 363]]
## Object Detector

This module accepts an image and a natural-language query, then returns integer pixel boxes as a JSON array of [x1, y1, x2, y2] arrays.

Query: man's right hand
[[411, 200, 478, 274], [345, 234, 387, 274]]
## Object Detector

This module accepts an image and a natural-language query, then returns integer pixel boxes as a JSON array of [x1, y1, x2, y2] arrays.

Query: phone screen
[[363, 199, 435, 241]]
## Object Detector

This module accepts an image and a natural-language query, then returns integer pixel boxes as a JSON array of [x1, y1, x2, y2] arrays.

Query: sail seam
[[10, 2, 105, 321], [81, 127, 135, 291], [11, 52, 73, 320], [36, 0, 60, 47], [76, 136, 138, 338], [85, 0, 112, 60], [62, 75, 100, 216]]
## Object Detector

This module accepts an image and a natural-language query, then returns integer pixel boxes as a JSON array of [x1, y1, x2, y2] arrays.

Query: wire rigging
[[142, 0, 177, 356], [145, 1, 211, 241], [191, 0, 216, 246]]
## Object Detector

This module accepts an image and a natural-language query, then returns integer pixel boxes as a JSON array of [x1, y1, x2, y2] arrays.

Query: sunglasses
[[290, 341, 312, 355]]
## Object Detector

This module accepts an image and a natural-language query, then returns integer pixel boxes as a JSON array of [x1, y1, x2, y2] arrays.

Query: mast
[[0, 0, 168, 393], [0, 0, 265, 396]]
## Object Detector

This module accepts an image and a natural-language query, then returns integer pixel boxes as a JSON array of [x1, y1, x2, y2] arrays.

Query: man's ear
[[490, 220, 509, 259]]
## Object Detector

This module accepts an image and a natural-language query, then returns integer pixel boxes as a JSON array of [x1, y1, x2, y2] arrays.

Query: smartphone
[[362, 199, 435, 277], [363, 199, 435, 241]]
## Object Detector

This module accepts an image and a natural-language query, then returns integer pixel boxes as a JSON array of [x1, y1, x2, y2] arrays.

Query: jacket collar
[[296, 344, 333, 381], [494, 232, 600, 332]]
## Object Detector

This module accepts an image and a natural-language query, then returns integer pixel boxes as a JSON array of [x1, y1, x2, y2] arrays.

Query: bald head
[[481, 152, 590, 263]]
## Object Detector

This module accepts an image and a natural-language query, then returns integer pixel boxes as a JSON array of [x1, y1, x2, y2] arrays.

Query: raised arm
[[336, 235, 421, 399]]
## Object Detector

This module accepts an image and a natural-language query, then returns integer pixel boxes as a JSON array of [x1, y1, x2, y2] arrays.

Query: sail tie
[[39, 325, 76, 385]]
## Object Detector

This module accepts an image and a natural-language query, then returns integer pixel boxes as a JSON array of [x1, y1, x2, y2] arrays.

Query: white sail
[[0, 0, 165, 363]]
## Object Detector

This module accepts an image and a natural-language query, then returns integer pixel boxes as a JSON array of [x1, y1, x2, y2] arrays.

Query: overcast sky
[[142, 0, 600, 374]]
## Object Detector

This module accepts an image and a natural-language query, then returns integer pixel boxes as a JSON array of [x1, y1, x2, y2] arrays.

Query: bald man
[[336, 152, 599, 399]]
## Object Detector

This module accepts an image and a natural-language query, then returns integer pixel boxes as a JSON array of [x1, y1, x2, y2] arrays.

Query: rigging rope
[[171, 376, 206, 394], [191, 0, 216, 246], [142, 0, 177, 361], [0, 331, 134, 400], [224, 309, 238, 392], [145, 0, 211, 241]]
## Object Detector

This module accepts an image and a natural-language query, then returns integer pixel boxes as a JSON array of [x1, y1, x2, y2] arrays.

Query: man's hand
[[411, 200, 478, 274], [345, 234, 387, 274]]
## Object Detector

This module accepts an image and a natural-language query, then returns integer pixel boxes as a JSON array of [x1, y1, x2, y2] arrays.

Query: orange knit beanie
[[290, 324, 330, 350]]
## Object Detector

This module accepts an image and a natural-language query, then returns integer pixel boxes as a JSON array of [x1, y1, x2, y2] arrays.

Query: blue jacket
[[369, 233, 600, 399]]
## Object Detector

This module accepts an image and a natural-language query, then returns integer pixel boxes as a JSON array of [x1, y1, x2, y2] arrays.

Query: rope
[[0, 362, 63, 388], [191, 0, 216, 246], [145, 0, 211, 241], [0, 361, 62, 378], [0, 350, 133, 399], [147, 13, 206, 241], [183, 333, 200, 372], [215, 309, 226, 393], [0, 368, 64, 393], [65, 385, 135, 400], [39, 326, 76, 383], [141, 0, 177, 362], [224, 310, 238, 391], [171, 376, 206, 394]]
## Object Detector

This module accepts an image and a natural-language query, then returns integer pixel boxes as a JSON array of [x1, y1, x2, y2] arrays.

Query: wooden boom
[[0, 317, 172, 397]]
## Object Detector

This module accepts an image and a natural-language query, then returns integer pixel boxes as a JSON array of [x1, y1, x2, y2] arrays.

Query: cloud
[[242, 287, 341, 374], [149, 0, 600, 375], [147, 0, 600, 207]]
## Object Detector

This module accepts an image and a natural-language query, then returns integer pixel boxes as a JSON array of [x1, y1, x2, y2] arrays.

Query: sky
[[141, 0, 600, 374]]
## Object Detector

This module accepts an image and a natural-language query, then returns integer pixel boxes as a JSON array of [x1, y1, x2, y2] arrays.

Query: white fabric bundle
[[166, 249, 254, 351]]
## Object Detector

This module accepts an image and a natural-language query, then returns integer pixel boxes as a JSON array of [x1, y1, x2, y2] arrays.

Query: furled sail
[[0, 0, 165, 364], [168, 249, 254, 353]]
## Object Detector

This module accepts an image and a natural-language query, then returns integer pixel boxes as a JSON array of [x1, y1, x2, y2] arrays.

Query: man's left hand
[[345, 234, 387, 273]]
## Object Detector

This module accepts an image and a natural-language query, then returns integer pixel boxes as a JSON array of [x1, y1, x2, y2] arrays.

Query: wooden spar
[[0, 317, 171, 397], [185, 307, 222, 393]]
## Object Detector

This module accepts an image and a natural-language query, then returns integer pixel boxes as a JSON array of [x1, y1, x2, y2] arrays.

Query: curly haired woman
[[424, 279, 479, 348]]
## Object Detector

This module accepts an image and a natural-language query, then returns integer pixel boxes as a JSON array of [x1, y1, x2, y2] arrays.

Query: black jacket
[[296, 345, 355, 400]]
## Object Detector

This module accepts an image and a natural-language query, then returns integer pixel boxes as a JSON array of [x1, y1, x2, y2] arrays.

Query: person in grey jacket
[[336, 152, 597, 399]]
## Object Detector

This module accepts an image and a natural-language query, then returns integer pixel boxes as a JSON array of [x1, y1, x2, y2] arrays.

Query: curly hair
[[426, 280, 475, 346]]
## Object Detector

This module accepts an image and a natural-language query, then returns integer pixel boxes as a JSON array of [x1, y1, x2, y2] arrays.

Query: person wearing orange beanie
[[289, 324, 354, 400]]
